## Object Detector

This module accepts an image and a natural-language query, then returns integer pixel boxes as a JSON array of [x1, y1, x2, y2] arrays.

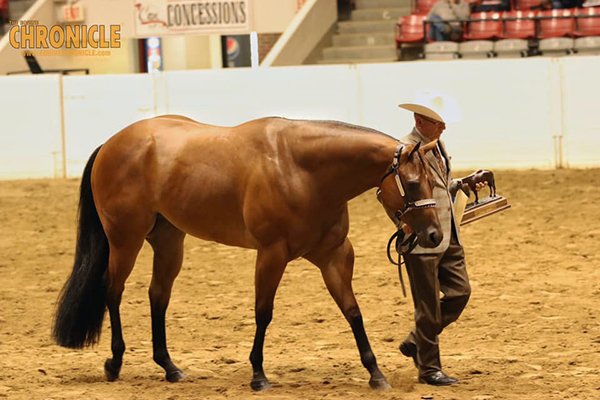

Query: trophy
[[454, 170, 511, 226]]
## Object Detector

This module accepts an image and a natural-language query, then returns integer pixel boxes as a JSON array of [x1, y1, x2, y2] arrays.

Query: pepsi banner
[[134, 0, 252, 38], [221, 35, 251, 67]]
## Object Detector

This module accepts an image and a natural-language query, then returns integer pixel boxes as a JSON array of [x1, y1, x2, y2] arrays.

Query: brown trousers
[[402, 231, 471, 376]]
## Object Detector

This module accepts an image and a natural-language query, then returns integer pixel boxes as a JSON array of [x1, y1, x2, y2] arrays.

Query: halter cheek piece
[[376, 143, 437, 297]]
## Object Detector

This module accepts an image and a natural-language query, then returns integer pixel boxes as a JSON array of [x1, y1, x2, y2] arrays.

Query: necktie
[[434, 145, 447, 182]]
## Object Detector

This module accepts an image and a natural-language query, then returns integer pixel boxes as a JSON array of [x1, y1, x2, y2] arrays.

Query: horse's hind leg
[[104, 238, 146, 381], [305, 238, 390, 390], [249, 242, 289, 391], [146, 215, 186, 382]]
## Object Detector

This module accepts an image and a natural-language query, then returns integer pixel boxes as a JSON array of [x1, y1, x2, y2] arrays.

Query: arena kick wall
[[0, 56, 598, 180]]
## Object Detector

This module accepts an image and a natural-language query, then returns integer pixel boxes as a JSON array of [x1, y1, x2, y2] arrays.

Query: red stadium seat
[[575, 7, 600, 37], [396, 15, 428, 43], [515, 0, 544, 10], [538, 9, 575, 39], [464, 12, 503, 40], [500, 10, 537, 39], [413, 0, 437, 15]]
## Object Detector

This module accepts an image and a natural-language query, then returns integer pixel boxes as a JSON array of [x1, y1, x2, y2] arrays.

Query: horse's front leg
[[249, 241, 289, 391], [305, 238, 391, 390]]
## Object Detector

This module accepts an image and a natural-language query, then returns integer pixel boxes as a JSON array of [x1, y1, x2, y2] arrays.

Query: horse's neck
[[291, 125, 398, 202]]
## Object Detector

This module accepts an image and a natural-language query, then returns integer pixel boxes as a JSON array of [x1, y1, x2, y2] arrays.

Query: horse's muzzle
[[418, 226, 443, 248]]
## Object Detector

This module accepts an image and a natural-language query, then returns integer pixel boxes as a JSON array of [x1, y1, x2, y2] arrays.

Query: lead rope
[[386, 230, 418, 297]]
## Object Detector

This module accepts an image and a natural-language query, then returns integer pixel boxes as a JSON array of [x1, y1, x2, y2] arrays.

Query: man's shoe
[[418, 370, 459, 386], [399, 342, 418, 367]]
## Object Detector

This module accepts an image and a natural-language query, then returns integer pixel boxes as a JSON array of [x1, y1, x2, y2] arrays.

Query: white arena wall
[[1, 56, 599, 180]]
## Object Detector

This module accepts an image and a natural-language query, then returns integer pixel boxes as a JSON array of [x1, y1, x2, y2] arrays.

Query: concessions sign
[[134, 0, 252, 37]]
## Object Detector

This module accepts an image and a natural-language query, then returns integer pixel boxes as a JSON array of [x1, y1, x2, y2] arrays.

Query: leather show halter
[[376, 143, 436, 296]]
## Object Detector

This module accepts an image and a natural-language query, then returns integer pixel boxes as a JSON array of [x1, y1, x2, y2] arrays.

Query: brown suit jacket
[[402, 128, 461, 254]]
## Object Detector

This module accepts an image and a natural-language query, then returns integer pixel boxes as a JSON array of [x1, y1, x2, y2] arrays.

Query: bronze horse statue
[[461, 169, 496, 204], [52, 115, 443, 390]]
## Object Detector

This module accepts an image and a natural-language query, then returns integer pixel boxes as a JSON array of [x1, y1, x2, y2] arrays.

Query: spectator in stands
[[428, 0, 472, 42], [473, 0, 511, 12], [550, 0, 583, 8], [582, 0, 600, 7], [532, 0, 582, 10]]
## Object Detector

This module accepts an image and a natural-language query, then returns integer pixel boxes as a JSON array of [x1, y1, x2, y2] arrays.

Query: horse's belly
[[157, 189, 256, 249], [168, 212, 254, 249]]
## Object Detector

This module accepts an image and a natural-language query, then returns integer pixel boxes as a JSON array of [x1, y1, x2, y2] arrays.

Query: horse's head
[[377, 141, 442, 248]]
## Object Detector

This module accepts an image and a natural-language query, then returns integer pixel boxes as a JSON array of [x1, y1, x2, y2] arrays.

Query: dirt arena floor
[[0, 168, 599, 400]]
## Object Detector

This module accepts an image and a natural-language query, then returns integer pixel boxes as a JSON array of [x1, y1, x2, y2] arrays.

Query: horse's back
[[91, 116, 294, 248]]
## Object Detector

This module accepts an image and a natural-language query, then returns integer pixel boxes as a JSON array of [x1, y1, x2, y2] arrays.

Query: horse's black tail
[[52, 145, 109, 349]]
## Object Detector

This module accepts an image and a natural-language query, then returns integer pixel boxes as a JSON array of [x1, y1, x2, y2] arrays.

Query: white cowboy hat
[[398, 103, 445, 123], [398, 90, 461, 124]]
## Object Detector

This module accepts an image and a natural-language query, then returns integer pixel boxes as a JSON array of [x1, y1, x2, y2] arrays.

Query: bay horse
[[52, 115, 443, 391]]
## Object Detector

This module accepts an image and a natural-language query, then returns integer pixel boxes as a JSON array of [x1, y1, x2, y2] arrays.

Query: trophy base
[[461, 195, 511, 226]]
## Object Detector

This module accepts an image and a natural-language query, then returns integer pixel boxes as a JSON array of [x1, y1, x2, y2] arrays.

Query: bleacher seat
[[539, 37, 575, 55], [574, 36, 600, 54], [464, 12, 503, 40], [396, 14, 428, 44], [413, 0, 437, 15], [538, 9, 576, 55], [459, 40, 495, 58], [494, 10, 535, 58], [500, 10, 537, 39], [538, 9, 576, 39], [494, 38, 530, 57], [424, 41, 459, 59], [575, 7, 600, 36]]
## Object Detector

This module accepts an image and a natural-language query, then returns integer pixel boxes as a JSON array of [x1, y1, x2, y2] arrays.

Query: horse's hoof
[[251, 379, 272, 391], [369, 377, 392, 391], [166, 370, 186, 383], [104, 359, 121, 382]]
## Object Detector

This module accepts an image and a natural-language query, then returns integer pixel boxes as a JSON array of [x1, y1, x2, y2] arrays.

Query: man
[[397, 102, 484, 386], [428, 0, 471, 42]]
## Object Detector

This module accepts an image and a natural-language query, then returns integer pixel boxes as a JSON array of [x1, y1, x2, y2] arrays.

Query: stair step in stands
[[356, 0, 411, 10], [351, 7, 411, 21], [333, 32, 396, 46], [323, 44, 397, 59], [316, 0, 411, 65], [337, 20, 397, 34]]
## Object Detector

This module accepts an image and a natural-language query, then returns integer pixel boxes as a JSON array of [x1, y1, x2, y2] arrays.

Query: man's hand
[[475, 181, 487, 191]]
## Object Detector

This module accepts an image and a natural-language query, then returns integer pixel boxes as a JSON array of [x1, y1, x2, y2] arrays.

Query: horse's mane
[[271, 117, 398, 141]]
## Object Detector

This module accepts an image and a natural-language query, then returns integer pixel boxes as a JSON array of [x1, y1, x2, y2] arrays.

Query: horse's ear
[[408, 142, 421, 159], [420, 139, 438, 155]]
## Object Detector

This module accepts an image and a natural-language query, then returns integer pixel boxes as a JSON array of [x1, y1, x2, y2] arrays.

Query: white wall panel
[[1, 57, 599, 180], [0, 75, 62, 179], [163, 65, 360, 126], [560, 56, 600, 168], [62, 74, 155, 177]]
